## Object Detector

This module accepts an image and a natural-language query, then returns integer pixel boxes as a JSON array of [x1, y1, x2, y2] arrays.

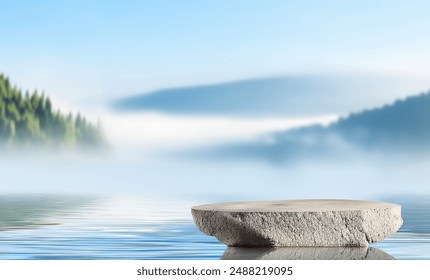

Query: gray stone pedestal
[[192, 199, 402, 247]]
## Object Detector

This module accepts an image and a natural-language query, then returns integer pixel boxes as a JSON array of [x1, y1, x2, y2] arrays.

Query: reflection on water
[[222, 247, 395, 260], [0, 195, 429, 260], [0, 195, 224, 260], [0, 195, 94, 230]]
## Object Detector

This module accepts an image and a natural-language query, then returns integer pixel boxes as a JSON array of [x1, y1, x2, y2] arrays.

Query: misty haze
[[2, 0, 430, 260]]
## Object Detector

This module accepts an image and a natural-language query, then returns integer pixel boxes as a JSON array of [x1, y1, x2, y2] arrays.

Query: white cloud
[[101, 111, 338, 154]]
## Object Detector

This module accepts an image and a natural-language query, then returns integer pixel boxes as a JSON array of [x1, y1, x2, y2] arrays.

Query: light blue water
[[0, 195, 429, 260]]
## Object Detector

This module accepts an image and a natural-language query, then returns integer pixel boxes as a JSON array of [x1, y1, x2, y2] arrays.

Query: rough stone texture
[[221, 247, 395, 260], [191, 199, 402, 247]]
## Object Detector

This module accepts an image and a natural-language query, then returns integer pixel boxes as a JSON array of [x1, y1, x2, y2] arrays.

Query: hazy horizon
[[3, 1, 430, 102]]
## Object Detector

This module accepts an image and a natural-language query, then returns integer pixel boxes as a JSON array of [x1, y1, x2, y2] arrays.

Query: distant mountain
[[331, 92, 430, 148], [113, 74, 427, 117], [202, 91, 430, 163]]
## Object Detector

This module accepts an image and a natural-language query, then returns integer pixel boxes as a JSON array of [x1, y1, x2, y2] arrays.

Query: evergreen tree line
[[0, 74, 103, 148]]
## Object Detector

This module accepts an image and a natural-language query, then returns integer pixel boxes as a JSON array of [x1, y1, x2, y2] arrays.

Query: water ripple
[[0, 195, 429, 259]]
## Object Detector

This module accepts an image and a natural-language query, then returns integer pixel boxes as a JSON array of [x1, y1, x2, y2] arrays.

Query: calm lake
[[0, 195, 429, 260]]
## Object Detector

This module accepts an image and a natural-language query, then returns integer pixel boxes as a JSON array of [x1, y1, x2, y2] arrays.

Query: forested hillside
[[0, 74, 103, 149], [205, 90, 430, 163], [331, 92, 430, 147]]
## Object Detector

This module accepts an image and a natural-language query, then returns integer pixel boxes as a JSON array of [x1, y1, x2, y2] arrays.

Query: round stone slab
[[191, 199, 403, 247]]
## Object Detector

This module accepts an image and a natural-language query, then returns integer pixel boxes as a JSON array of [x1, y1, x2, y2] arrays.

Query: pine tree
[[0, 74, 104, 149]]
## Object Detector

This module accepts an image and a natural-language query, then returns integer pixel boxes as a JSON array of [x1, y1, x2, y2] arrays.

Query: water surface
[[0, 195, 428, 260]]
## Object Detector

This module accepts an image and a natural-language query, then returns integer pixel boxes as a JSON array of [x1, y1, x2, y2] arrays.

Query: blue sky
[[2, 0, 430, 104]]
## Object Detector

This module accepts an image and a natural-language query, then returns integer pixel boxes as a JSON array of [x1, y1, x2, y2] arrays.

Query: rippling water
[[0, 195, 429, 260]]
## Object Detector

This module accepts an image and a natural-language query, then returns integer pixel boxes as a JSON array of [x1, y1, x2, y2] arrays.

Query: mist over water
[[1, 114, 430, 259], [2, 80, 430, 259], [2, 147, 429, 200]]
